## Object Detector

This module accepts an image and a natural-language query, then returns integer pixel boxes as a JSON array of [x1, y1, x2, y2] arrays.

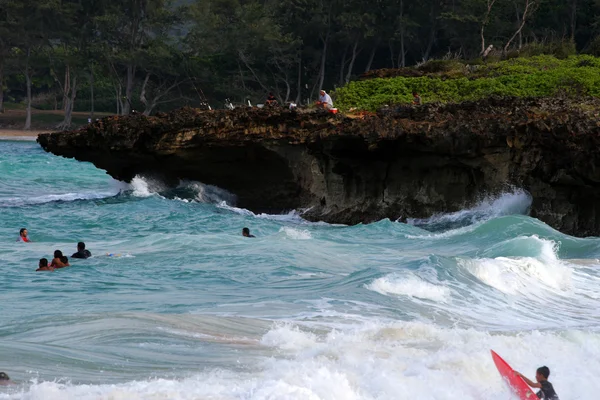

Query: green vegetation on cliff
[[335, 55, 600, 111]]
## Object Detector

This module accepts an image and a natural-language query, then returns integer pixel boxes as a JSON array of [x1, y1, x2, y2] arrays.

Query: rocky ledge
[[38, 97, 600, 237]]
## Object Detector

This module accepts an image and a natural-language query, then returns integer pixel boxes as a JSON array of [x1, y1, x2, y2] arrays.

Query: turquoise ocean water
[[1, 139, 600, 399]]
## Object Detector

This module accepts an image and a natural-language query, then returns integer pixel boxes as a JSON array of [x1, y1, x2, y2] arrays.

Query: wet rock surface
[[38, 97, 600, 237]]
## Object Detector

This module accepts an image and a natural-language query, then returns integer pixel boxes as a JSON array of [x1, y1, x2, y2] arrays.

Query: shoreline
[[0, 129, 51, 141]]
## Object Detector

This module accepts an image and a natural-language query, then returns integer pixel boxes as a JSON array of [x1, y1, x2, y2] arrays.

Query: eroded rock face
[[38, 97, 600, 237]]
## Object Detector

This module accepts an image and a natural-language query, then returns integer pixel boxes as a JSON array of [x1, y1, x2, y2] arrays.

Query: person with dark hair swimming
[[50, 250, 70, 269], [17, 228, 31, 242], [0, 372, 13, 385], [72, 242, 92, 259], [36, 258, 54, 272], [515, 366, 560, 399], [242, 227, 255, 238]]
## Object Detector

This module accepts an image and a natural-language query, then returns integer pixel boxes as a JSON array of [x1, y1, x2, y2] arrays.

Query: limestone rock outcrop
[[38, 97, 600, 237]]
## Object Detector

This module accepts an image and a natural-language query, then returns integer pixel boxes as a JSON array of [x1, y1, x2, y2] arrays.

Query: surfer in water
[[242, 227, 255, 238], [515, 366, 559, 399], [17, 228, 31, 242]]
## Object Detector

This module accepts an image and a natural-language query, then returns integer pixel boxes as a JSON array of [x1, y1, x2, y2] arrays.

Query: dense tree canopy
[[1, 0, 599, 127]]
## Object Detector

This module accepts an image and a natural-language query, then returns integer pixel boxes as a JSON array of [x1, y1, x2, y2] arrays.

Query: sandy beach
[[0, 129, 50, 137], [0, 129, 55, 140]]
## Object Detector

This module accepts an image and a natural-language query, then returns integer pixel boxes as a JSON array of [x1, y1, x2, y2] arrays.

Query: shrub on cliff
[[335, 55, 600, 111]]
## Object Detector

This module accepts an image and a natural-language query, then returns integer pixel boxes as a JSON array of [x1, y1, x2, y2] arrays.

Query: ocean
[[1, 138, 599, 399]]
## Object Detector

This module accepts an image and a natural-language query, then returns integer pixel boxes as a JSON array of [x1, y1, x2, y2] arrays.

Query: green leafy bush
[[335, 55, 600, 111]]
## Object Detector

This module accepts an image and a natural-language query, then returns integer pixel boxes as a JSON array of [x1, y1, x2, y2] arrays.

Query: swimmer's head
[[0, 372, 9, 381], [77, 242, 86, 251], [54, 250, 63, 259], [39, 258, 48, 267], [536, 366, 550, 381], [19, 228, 27, 238], [242, 227, 250, 237]]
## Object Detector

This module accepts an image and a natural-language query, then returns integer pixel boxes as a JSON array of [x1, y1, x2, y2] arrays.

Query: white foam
[[129, 176, 158, 197], [182, 181, 237, 204], [459, 237, 572, 296], [408, 189, 532, 229], [367, 274, 451, 302], [7, 321, 598, 399], [279, 227, 312, 240], [0, 190, 119, 206]]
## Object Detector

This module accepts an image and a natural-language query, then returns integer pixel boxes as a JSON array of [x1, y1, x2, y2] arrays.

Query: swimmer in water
[[71, 242, 92, 259], [17, 228, 31, 242], [50, 250, 70, 268], [36, 258, 54, 272], [0, 372, 13, 385], [242, 227, 255, 238]]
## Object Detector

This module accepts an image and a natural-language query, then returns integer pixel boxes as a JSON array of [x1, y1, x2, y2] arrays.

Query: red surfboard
[[491, 350, 537, 400]]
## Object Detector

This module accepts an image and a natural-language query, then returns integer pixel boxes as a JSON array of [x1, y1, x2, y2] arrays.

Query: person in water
[[17, 228, 31, 242], [515, 366, 559, 399], [72, 242, 92, 259], [36, 258, 54, 272], [50, 250, 70, 268], [242, 227, 255, 238], [0, 372, 13, 385]]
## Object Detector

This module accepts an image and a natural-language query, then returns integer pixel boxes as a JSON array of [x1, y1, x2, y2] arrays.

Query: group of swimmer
[[19, 226, 254, 272], [18, 228, 92, 272]]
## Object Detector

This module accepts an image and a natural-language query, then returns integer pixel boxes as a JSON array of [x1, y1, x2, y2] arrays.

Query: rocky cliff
[[38, 97, 600, 237]]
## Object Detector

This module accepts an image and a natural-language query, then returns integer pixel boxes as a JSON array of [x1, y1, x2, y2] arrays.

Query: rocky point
[[38, 97, 600, 237]]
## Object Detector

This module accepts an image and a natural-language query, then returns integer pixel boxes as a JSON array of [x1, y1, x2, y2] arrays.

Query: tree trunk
[[316, 32, 329, 96], [58, 73, 77, 130], [399, 29, 406, 67], [140, 72, 152, 115], [295, 56, 302, 104], [480, 0, 497, 55], [422, 1, 439, 61], [389, 40, 396, 69], [24, 49, 32, 131], [62, 67, 70, 112], [339, 44, 349, 86], [90, 67, 95, 120], [0, 60, 4, 113], [123, 64, 135, 115], [570, 0, 577, 42], [346, 40, 360, 83], [399, 0, 406, 67], [365, 44, 377, 72], [515, 4, 523, 49], [505, 0, 536, 54]]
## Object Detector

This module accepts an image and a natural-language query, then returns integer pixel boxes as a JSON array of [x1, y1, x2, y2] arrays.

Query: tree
[[96, 0, 178, 115]]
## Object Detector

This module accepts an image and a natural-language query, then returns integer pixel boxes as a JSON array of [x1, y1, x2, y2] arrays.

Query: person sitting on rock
[[17, 228, 31, 242], [72, 242, 92, 259], [412, 91, 422, 105], [36, 258, 54, 272], [316, 90, 333, 110], [242, 227, 256, 238], [51, 250, 70, 269], [266, 92, 278, 107]]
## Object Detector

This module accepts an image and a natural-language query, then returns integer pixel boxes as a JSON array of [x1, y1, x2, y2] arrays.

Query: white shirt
[[319, 92, 333, 107]]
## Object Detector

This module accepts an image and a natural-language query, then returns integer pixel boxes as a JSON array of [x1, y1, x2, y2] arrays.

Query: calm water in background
[[1, 139, 600, 399]]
